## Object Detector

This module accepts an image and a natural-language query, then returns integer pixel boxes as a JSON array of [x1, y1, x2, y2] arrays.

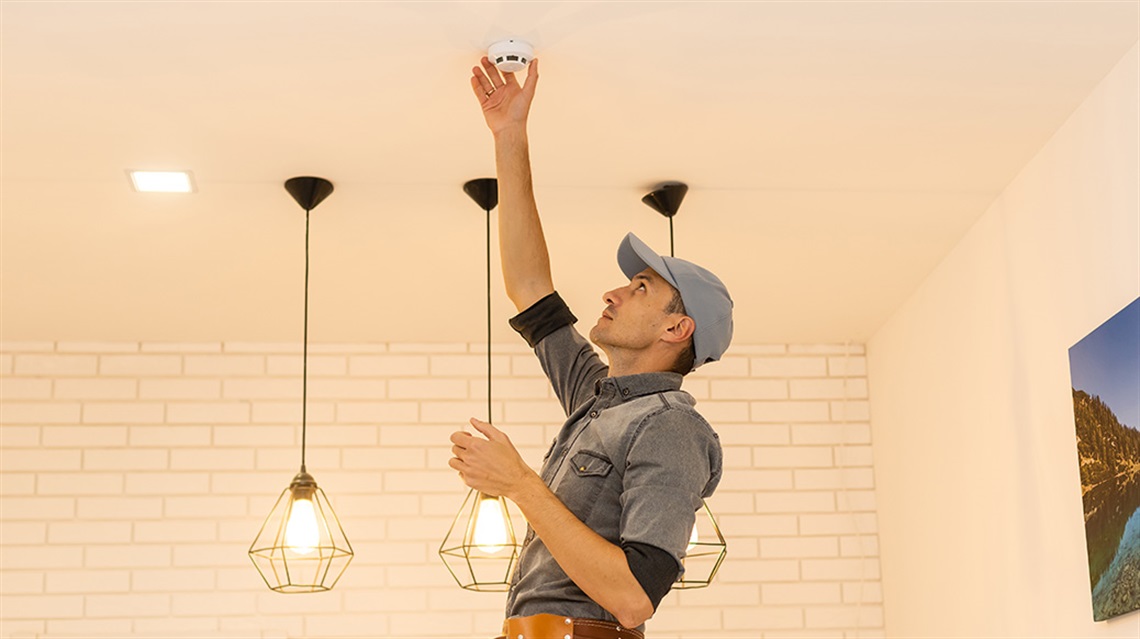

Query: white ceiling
[[2, 1, 1137, 345]]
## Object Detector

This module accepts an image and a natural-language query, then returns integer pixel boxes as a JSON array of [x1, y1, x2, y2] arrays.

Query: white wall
[[867, 43, 1139, 637], [0, 339, 882, 638]]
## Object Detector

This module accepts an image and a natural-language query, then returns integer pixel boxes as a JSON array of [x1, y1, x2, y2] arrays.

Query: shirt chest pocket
[[559, 450, 615, 523], [572, 450, 613, 478]]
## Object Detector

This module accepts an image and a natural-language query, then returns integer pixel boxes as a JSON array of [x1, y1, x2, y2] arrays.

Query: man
[[448, 56, 733, 639]]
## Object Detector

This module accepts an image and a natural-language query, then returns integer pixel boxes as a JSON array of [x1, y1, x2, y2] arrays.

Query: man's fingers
[[480, 56, 504, 87], [450, 430, 473, 446], [471, 66, 500, 100], [469, 418, 504, 441], [470, 75, 492, 102], [522, 58, 539, 94]]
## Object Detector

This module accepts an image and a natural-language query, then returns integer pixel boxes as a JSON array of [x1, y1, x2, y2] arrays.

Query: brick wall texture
[[0, 341, 883, 638]]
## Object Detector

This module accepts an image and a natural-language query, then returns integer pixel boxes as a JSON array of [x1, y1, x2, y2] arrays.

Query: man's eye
[[637, 283, 646, 291]]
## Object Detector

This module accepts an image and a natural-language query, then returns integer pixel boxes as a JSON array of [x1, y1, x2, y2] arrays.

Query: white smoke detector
[[488, 39, 534, 73]]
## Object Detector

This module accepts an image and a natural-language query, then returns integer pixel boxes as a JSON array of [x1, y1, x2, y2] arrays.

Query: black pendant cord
[[301, 207, 311, 473], [485, 208, 492, 424], [669, 216, 675, 257]]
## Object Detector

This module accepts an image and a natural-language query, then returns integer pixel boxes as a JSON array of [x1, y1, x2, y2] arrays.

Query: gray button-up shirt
[[505, 314, 723, 627]]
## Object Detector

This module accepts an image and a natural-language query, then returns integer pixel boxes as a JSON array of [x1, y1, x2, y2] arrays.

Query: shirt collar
[[593, 371, 683, 404]]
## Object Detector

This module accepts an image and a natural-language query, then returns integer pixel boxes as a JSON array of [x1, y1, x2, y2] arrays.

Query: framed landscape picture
[[1069, 296, 1140, 621]]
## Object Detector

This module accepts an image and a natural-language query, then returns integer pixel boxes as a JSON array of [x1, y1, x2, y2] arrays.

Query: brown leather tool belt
[[500, 613, 645, 639]]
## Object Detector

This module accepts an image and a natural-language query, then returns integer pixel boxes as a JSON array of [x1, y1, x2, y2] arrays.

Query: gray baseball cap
[[617, 232, 734, 371]]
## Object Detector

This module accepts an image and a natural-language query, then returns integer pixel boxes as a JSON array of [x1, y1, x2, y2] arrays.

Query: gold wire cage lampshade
[[674, 499, 727, 589], [439, 489, 523, 591], [249, 469, 354, 593], [249, 177, 353, 592]]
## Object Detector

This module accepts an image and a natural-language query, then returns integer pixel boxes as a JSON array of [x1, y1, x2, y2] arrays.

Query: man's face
[[589, 268, 680, 353]]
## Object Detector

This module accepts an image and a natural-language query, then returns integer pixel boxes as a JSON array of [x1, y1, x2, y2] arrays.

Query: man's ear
[[662, 315, 695, 345]]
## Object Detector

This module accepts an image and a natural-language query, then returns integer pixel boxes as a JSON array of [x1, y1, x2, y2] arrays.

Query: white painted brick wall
[[0, 341, 883, 638]]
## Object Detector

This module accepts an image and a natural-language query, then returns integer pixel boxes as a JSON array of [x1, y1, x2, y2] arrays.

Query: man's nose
[[602, 288, 620, 306]]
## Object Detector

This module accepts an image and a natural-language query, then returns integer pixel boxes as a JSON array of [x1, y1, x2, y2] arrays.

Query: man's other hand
[[449, 418, 536, 499]]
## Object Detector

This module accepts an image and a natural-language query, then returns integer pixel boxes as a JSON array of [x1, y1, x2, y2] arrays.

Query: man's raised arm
[[470, 57, 553, 312]]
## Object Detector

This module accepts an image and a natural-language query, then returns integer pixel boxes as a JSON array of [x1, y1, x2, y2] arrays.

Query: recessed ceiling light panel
[[128, 170, 195, 193]]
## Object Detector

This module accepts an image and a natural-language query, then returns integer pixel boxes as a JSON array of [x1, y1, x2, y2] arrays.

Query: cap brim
[[617, 233, 677, 288]]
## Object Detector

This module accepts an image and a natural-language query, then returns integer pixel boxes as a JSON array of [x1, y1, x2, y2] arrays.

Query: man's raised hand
[[470, 56, 539, 135]]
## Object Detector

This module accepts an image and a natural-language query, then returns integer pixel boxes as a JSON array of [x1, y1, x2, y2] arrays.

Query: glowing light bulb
[[687, 523, 699, 552], [471, 496, 510, 554], [285, 497, 320, 555]]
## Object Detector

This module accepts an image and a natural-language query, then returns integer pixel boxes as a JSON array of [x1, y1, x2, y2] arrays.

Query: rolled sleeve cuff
[[508, 292, 578, 348], [622, 541, 679, 609]]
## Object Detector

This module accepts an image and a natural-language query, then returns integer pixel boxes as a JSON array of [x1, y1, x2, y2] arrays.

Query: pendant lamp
[[643, 181, 728, 589], [249, 177, 354, 593], [439, 178, 523, 591]]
